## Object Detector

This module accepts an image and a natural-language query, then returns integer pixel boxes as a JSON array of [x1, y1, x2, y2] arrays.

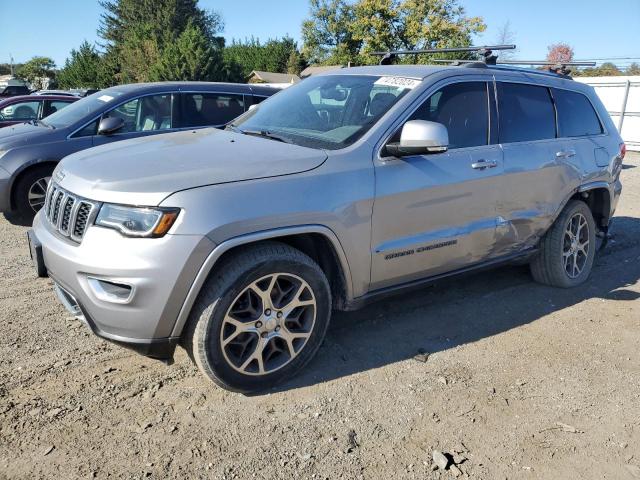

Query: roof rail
[[432, 59, 596, 76], [370, 45, 516, 66]]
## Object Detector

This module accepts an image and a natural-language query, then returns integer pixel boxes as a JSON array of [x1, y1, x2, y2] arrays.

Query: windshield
[[42, 89, 125, 129], [231, 75, 419, 150]]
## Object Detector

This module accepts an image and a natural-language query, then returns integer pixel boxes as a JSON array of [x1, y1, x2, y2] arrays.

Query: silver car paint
[[33, 65, 623, 346]]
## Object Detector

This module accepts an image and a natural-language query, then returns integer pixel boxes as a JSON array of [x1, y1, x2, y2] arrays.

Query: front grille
[[44, 182, 98, 243]]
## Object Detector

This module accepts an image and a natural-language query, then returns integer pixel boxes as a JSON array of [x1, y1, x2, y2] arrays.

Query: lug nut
[[264, 309, 272, 316], [275, 326, 281, 332], [277, 311, 283, 319], [255, 321, 263, 328], [261, 332, 268, 338]]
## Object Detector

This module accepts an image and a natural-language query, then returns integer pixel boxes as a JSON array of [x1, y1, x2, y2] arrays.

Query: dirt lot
[[1, 154, 639, 480]]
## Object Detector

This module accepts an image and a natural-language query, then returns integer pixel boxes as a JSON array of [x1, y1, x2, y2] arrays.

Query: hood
[[0, 122, 62, 150], [55, 128, 328, 206]]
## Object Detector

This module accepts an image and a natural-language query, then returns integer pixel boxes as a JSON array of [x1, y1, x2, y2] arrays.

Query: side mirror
[[385, 120, 448, 157], [97, 116, 124, 135]]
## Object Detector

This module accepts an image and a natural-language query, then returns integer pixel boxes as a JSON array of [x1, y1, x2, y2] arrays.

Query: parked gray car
[[0, 82, 278, 224], [28, 64, 624, 392]]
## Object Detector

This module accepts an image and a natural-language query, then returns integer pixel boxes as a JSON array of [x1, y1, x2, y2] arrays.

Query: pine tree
[[57, 41, 103, 89]]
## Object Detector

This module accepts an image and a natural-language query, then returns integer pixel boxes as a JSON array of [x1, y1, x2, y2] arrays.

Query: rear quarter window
[[552, 88, 603, 137], [498, 83, 556, 143]]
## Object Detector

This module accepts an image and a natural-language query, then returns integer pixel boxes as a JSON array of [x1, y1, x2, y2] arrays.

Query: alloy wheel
[[220, 273, 316, 376], [27, 176, 51, 212], [562, 212, 590, 279]]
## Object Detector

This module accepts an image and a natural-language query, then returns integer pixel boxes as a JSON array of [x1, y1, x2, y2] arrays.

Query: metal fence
[[575, 76, 640, 151]]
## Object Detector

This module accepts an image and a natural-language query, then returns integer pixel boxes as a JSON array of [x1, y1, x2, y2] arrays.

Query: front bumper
[[31, 212, 215, 358]]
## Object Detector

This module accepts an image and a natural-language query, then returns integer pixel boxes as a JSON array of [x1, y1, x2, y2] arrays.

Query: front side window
[[104, 94, 173, 133], [498, 83, 556, 143], [0, 100, 40, 121], [231, 75, 416, 150], [553, 88, 603, 137], [408, 82, 489, 149], [181, 92, 245, 128]]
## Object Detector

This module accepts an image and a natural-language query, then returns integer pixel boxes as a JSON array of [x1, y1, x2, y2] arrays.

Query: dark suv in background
[[0, 85, 31, 98], [0, 82, 279, 224]]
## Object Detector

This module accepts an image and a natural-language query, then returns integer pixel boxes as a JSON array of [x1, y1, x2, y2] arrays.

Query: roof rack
[[432, 59, 596, 76], [370, 45, 516, 66]]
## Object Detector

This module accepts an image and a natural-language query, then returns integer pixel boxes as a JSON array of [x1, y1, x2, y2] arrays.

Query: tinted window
[[181, 92, 245, 127], [0, 100, 40, 120], [553, 88, 602, 137], [47, 100, 73, 116], [498, 83, 555, 143], [104, 94, 173, 133], [409, 82, 488, 149]]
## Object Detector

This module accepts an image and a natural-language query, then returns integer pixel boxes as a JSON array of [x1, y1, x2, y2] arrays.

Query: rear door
[[370, 79, 503, 290], [494, 81, 578, 254]]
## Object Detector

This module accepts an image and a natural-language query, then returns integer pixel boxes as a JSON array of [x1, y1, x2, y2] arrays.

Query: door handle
[[556, 150, 576, 159], [471, 159, 498, 170]]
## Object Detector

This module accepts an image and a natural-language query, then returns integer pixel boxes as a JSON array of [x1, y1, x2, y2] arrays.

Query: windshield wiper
[[229, 126, 290, 144]]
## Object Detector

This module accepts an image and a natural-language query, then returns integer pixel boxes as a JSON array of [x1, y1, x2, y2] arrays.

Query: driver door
[[370, 80, 503, 290]]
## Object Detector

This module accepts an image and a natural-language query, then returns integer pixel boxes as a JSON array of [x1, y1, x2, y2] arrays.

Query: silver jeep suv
[[29, 64, 624, 392]]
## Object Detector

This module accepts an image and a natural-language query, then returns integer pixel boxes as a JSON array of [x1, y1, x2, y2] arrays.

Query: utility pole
[[10, 54, 14, 76]]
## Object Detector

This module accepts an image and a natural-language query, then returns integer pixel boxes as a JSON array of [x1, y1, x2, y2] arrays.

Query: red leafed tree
[[547, 43, 574, 64]]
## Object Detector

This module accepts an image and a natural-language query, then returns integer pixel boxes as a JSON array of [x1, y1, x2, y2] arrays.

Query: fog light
[[87, 277, 134, 304]]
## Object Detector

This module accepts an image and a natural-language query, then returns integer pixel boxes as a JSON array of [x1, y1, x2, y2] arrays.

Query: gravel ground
[[1, 153, 639, 480]]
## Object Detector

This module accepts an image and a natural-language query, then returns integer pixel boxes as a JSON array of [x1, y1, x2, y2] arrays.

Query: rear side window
[[498, 83, 555, 143], [181, 92, 245, 128], [553, 88, 602, 137], [409, 82, 488, 149]]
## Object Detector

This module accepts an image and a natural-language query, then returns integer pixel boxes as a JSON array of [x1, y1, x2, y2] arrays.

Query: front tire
[[12, 165, 53, 225], [530, 200, 596, 288], [182, 242, 331, 393]]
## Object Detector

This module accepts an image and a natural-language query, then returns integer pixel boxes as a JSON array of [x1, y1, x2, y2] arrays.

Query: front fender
[[169, 224, 354, 337]]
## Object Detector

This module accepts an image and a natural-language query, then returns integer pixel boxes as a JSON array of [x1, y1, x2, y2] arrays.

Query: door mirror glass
[[386, 120, 448, 157], [97, 116, 125, 135]]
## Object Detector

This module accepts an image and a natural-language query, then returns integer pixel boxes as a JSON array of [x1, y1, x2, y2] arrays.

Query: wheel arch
[[575, 182, 612, 230], [9, 159, 58, 210], [171, 225, 354, 337]]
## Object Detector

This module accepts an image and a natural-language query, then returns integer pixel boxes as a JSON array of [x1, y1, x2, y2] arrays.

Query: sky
[[0, 0, 639, 68]]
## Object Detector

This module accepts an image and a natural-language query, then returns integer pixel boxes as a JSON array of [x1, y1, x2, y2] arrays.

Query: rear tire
[[182, 241, 331, 393], [530, 200, 596, 288], [12, 165, 53, 226]]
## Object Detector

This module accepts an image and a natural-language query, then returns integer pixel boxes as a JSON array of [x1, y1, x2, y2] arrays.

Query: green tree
[[301, 0, 360, 65], [152, 22, 223, 81], [626, 63, 640, 76], [98, 0, 224, 83], [57, 41, 103, 89], [302, 0, 486, 66], [223, 37, 301, 79], [16, 56, 56, 90], [581, 62, 623, 77]]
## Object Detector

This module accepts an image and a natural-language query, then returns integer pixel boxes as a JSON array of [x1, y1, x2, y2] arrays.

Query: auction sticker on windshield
[[374, 77, 422, 90], [97, 95, 114, 102]]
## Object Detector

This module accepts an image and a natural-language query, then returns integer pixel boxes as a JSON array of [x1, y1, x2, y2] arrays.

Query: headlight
[[95, 204, 179, 238]]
